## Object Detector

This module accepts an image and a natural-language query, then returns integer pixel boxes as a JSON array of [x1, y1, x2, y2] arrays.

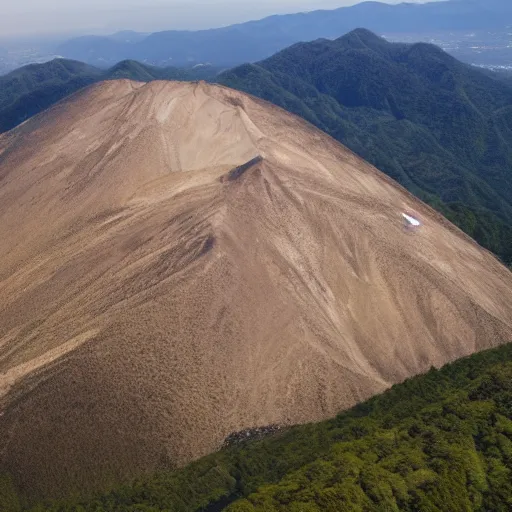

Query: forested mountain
[[219, 29, 512, 264], [0, 59, 102, 132], [5, 342, 512, 510], [56, 0, 512, 68], [0, 58, 218, 132]]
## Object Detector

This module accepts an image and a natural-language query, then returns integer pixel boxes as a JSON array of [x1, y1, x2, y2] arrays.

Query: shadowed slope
[[0, 80, 511, 500]]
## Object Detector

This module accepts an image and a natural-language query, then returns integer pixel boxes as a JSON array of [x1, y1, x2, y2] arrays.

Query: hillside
[[0, 59, 102, 133], [1, 79, 512, 501], [0, 59, 218, 132], [5, 343, 512, 510], [56, 0, 512, 68], [219, 29, 512, 264]]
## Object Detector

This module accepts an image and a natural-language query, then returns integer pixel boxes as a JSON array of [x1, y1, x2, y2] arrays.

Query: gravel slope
[[0, 79, 511, 499]]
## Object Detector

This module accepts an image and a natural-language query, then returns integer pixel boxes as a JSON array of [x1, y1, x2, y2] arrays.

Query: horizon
[[1, 0, 436, 40]]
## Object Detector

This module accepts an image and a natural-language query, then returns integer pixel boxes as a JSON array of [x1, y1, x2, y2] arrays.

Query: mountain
[[56, 0, 512, 68], [109, 30, 149, 43], [1, 79, 512, 501], [7, 342, 512, 510], [219, 29, 512, 264], [0, 59, 102, 132], [0, 58, 219, 132]]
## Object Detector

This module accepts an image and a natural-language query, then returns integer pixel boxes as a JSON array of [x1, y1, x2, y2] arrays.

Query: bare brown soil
[[0, 80, 511, 499]]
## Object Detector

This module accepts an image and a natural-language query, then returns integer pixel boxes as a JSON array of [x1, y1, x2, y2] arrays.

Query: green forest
[[219, 29, 512, 266], [3, 342, 511, 511]]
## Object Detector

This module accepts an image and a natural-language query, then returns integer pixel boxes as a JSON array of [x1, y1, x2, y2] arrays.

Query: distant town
[[385, 28, 512, 70]]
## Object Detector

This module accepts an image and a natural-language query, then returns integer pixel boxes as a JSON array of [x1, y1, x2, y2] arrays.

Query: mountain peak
[[334, 28, 393, 54], [1, 79, 512, 498], [342, 27, 385, 42]]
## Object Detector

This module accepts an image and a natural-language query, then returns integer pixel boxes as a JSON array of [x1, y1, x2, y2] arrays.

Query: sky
[[0, 0, 433, 38]]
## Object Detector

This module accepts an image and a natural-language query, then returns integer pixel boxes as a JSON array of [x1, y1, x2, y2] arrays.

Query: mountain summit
[[1, 80, 511, 499]]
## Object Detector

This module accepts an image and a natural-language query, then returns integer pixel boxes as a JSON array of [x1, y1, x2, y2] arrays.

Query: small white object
[[402, 213, 421, 227]]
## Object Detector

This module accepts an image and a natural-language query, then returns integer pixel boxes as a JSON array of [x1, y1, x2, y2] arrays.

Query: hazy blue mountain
[[218, 29, 512, 263], [57, 0, 512, 68], [0, 58, 219, 132], [109, 31, 149, 43]]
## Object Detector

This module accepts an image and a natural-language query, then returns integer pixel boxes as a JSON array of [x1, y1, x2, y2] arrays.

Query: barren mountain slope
[[0, 80, 511, 499]]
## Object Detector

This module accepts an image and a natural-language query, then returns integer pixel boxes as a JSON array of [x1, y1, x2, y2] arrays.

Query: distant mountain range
[[56, 0, 512, 68], [1, 30, 512, 264]]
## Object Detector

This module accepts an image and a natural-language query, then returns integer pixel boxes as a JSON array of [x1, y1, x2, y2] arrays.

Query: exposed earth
[[0, 80, 511, 499]]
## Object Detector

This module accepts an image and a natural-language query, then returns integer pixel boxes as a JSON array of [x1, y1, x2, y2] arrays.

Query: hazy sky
[[0, 0, 432, 38]]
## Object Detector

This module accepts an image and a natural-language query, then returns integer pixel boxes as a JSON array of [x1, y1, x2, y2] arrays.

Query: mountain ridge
[[55, 0, 512, 68], [2, 32, 512, 264]]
